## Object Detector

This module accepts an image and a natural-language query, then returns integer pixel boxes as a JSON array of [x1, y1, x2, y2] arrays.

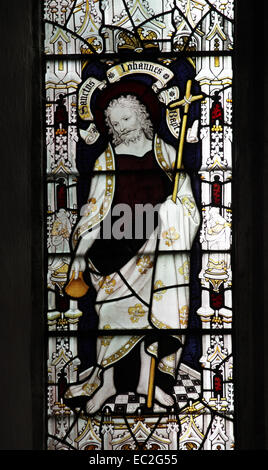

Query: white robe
[[66, 135, 200, 399]]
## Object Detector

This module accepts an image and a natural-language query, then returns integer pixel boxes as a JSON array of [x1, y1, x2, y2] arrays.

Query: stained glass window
[[44, 0, 234, 452]]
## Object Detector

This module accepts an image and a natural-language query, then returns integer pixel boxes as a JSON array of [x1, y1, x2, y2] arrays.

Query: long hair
[[104, 95, 154, 145]]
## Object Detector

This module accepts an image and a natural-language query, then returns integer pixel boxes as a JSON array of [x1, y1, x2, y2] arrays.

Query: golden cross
[[170, 80, 203, 202]]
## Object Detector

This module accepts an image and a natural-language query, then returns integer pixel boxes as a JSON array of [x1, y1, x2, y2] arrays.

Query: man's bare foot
[[137, 383, 174, 407], [154, 386, 174, 407], [86, 382, 116, 414]]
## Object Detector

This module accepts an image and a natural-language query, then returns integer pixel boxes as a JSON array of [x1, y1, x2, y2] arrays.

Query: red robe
[[88, 149, 172, 275]]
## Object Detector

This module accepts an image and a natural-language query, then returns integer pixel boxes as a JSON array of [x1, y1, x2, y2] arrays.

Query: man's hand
[[69, 227, 100, 280], [70, 257, 86, 280]]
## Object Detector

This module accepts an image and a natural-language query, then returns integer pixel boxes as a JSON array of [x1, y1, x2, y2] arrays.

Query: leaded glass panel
[[44, 0, 234, 451]]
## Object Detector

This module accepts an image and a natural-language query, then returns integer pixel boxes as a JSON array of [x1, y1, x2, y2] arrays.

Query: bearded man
[[64, 94, 200, 414]]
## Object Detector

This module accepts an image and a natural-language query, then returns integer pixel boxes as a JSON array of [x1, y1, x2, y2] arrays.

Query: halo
[[93, 79, 162, 133]]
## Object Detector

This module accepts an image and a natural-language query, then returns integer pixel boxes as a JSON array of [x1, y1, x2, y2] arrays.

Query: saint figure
[[64, 94, 200, 414], [50, 208, 71, 253]]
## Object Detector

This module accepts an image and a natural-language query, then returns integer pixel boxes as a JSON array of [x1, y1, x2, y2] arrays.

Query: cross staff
[[170, 79, 203, 202], [146, 79, 203, 409]]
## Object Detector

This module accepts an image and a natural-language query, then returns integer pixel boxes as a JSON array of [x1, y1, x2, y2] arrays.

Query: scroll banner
[[78, 77, 107, 121], [78, 61, 198, 143], [159, 86, 181, 138], [78, 77, 107, 144], [106, 61, 174, 91]]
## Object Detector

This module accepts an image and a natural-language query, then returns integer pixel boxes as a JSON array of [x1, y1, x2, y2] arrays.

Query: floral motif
[[100, 324, 112, 346], [162, 227, 180, 246], [178, 260, 190, 281], [179, 305, 189, 327], [82, 382, 99, 396], [128, 304, 146, 323], [153, 280, 167, 301], [136, 255, 153, 274], [98, 276, 116, 294]]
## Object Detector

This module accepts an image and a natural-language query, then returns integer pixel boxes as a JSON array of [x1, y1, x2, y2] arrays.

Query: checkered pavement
[[103, 364, 201, 414]]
